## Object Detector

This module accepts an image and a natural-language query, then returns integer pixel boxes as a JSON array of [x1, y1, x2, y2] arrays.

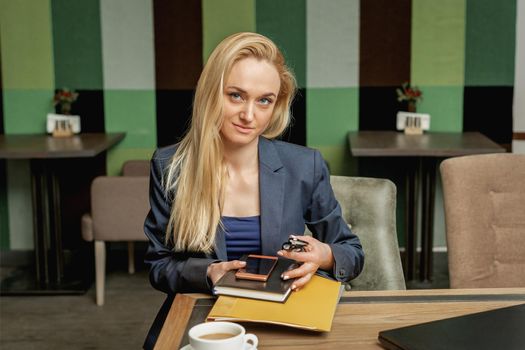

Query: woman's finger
[[281, 262, 317, 280], [291, 273, 313, 291], [290, 235, 318, 244], [277, 249, 314, 262]]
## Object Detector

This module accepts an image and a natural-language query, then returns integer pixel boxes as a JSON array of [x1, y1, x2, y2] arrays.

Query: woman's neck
[[222, 139, 259, 171]]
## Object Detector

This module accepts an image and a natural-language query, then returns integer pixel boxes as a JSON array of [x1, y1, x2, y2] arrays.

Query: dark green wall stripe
[[359, 0, 411, 86], [256, 0, 307, 88], [154, 0, 202, 90], [256, 0, 306, 145], [465, 0, 516, 86], [52, 1, 105, 132], [51, 0, 103, 89]]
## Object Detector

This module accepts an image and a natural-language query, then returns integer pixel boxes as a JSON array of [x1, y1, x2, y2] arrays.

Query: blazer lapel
[[258, 137, 285, 255]]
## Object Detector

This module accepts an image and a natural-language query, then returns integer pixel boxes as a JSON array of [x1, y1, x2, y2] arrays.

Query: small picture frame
[[47, 113, 81, 135], [396, 112, 431, 135]]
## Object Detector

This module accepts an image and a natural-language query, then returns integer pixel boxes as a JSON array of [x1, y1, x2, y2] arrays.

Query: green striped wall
[[0, 0, 519, 251]]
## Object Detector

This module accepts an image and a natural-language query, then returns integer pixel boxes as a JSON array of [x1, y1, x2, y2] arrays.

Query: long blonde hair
[[163, 32, 297, 252]]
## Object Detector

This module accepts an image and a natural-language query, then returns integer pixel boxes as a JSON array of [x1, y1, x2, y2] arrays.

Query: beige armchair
[[82, 173, 150, 305], [329, 176, 405, 290], [122, 159, 150, 177], [440, 153, 525, 288]]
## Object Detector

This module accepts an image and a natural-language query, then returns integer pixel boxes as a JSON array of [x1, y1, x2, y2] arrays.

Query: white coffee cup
[[188, 321, 258, 350]]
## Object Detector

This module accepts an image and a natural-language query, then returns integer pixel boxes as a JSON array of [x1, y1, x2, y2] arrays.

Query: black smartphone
[[235, 254, 278, 281]]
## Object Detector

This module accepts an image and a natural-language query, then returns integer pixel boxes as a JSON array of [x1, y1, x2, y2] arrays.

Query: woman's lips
[[233, 123, 254, 134]]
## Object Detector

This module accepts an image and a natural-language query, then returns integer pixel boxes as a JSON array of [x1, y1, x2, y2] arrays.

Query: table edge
[[154, 288, 525, 350]]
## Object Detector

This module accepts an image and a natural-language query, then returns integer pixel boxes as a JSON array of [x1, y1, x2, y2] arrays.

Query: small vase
[[61, 103, 72, 115], [408, 101, 416, 113]]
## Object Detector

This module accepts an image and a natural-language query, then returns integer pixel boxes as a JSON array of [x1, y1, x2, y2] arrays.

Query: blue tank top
[[221, 215, 261, 261]]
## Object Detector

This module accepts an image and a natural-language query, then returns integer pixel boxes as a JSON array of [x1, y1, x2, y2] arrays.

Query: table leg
[[24, 160, 66, 290], [48, 165, 64, 284], [31, 165, 49, 286], [420, 158, 437, 282], [404, 158, 420, 281]]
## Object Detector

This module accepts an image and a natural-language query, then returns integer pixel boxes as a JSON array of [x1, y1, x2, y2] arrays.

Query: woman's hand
[[277, 235, 334, 291], [207, 260, 246, 285]]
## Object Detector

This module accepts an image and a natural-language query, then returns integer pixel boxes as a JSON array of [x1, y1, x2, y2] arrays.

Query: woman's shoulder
[[267, 138, 320, 160], [152, 143, 179, 162]]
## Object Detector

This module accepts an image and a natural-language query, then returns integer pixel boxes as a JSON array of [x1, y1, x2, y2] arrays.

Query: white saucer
[[180, 344, 257, 350]]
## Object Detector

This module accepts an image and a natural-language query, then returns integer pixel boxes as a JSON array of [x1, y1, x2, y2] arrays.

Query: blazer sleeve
[[143, 150, 220, 294], [305, 150, 365, 283]]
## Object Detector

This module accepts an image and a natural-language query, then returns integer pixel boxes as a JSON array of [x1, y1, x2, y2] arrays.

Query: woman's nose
[[240, 102, 255, 122]]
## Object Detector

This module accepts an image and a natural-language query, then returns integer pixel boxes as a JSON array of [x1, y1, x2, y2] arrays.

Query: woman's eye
[[259, 97, 272, 105], [229, 92, 242, 100]]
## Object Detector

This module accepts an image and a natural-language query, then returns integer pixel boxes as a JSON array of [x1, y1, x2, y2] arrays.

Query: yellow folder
[[207, 274, 342, 332]]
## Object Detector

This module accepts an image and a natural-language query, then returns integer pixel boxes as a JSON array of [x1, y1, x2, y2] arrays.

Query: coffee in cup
[[199, 333, 236, 340], [188, 321, 257, 350]]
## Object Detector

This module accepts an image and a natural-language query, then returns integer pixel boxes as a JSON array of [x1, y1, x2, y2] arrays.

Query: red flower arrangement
[[53, 88, 79, 115], [396, 82, 422, 112], [396, 82, 422, 102]]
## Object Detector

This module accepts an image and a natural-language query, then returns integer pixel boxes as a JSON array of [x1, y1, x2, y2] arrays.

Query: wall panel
[[101, 0, 156, 174], [465, 0, 516, 86], [203, 0, 255, 63], [359, 0, 411, 87], [154, 0, 202, 90], [306, 0, 359, 88]]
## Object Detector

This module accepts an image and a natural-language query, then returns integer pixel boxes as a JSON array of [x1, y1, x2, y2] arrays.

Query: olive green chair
[[329, 176, 405, 290]]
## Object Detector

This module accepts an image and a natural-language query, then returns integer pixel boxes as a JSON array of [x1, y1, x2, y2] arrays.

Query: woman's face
[[220, 57, 281, 149]]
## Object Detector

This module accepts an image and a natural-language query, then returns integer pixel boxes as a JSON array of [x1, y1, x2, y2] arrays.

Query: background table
[[155, 288, 525, 349], [347, 131, 505, 284], [0, 133, 125, 294]]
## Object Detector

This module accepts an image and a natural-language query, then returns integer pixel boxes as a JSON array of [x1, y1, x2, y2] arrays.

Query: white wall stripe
[[7, 160, 33, 250], [100, 0, 155, 89], [306, 0, 359, 88]]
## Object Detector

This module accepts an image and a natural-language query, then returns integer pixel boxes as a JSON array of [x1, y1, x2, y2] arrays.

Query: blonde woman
[[143, 32, 364, 348]]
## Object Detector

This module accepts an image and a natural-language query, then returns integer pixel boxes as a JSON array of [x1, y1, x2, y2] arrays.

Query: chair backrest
[[440, 153, 525, 288], [90, 176, 150, 241], [329, 175, 405, 290], [122, 160, 150, 177]]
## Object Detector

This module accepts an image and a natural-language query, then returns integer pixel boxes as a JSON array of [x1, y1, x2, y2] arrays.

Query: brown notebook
[[213, 256, 297, 302]]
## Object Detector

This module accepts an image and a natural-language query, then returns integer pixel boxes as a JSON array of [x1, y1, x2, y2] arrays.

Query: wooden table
[[0, 133, 125, 294], [154, 288, 525, 350], [347, 131, 505, 284]]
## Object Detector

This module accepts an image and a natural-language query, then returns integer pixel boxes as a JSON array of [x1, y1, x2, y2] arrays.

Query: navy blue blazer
[[144, 137, 364, 292], [143, 137, 364, 348]]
